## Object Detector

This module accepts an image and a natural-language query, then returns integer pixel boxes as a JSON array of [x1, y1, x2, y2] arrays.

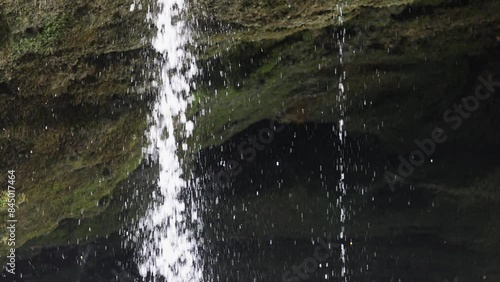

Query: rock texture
[[188, 0, 500, 151], [0, 0, 153, 255]]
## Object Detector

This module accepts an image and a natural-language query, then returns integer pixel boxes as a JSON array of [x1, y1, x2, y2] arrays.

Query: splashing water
[[133, 0, 202, 280]]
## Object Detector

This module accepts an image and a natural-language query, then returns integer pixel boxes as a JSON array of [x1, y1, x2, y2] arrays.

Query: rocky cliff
[[0, 0, 499, 273]]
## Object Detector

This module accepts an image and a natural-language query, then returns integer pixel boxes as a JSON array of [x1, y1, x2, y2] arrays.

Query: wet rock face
[[189, 0, 500, 150], [0, 0, 154, 257], [0, 0, 155, 105], [194, 120, 500, 281]]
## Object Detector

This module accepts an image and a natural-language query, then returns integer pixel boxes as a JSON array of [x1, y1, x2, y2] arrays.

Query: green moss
[[0, 108, 147, 256], [12, 13, 70, 55], [0, 11, 10, 49], [0, 191, 8, 212]]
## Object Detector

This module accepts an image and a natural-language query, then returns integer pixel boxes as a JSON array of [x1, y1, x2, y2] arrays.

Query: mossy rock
[[0, 107, 147, 257], [188, 0, 500, 149]]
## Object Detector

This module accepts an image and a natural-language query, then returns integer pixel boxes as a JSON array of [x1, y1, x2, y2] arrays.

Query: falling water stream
[[133, 0, 202, 280], [135, 0, 352, 280], [336, 2, 349, 281]]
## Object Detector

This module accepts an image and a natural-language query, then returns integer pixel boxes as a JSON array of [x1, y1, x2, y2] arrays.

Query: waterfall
[[133, 0, 202, 280]]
